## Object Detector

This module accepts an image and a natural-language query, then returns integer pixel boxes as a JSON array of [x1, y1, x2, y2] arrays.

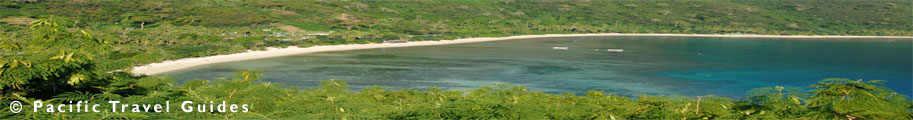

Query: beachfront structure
[[384, 40, 408, 44]]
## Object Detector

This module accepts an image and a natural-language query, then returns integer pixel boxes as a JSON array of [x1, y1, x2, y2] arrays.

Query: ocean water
[[165, 36, 913, 98]]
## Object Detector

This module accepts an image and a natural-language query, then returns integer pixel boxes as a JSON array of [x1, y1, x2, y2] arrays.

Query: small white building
[[384, 40, 408, 44]]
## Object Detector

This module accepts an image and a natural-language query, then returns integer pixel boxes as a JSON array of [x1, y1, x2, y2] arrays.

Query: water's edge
[[166, 36, 913, 98], [134, 33, 913, 75]]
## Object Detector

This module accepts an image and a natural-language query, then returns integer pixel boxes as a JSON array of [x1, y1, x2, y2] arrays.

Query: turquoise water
[[166, 36, 913, 98]]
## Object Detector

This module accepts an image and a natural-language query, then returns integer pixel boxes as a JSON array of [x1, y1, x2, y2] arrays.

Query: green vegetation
[[2, 0, 911, 70], [4, 69, 910, 119], [0, 0, 911, 119]]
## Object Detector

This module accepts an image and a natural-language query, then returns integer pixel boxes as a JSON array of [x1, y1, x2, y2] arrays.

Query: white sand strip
[[131, 33, 912, 75]]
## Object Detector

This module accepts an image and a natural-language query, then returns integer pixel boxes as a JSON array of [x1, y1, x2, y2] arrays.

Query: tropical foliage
[[4, 70, 909, 119], [0, 1, 910, 119]]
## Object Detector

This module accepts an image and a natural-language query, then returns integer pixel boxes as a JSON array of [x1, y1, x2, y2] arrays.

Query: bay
[[166, 36, 913, 98]]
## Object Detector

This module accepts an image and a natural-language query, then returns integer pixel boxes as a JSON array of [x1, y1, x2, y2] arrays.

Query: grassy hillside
[[0, 1, 911, 119], [2, 0, 911, 70], [4, 1, 911, 35]]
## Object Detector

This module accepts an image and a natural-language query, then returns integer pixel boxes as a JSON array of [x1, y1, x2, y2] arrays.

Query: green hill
[[0, 1, 911, 119], [4, 0, 911, 35]]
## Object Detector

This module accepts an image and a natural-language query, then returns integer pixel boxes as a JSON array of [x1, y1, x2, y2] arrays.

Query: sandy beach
[[131, 33, 912, 75]]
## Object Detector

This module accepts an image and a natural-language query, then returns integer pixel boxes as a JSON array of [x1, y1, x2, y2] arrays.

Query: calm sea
[[166, 36, 913, 98]]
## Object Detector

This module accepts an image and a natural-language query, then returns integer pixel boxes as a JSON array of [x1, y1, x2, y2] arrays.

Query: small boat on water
[[605, 49, 624, 52], [553, 47, 569, 50]]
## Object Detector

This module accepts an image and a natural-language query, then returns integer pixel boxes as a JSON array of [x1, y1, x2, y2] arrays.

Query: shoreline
[[130, 33, 912, 75]]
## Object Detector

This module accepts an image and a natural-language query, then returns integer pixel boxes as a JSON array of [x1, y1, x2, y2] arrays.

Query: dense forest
[[0, 0, 911, 119]]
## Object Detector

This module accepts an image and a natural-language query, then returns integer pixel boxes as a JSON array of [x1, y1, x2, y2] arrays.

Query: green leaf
[[67, 73, 86, 85], [64, 52, 74, 63], [80, 30, 93, 39], [16, 60, 30, 68], [50, 51, 66, 60]]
